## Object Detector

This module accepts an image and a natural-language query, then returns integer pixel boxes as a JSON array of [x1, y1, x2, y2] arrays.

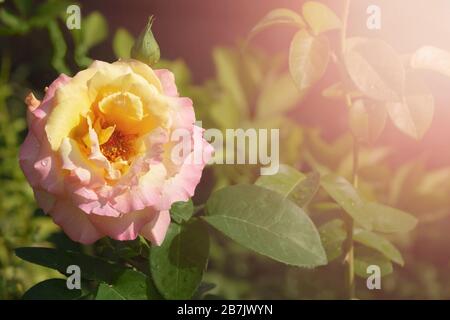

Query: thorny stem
[[340, 0, 356, 300]]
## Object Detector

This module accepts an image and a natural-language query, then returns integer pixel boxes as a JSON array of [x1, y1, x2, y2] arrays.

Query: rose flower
[[19, 60, 212, 245]]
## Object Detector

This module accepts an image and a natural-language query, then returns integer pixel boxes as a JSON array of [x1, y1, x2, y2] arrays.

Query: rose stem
[[340, 0, 357, 300]]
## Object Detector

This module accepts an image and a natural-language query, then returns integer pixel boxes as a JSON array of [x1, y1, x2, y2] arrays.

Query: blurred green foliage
[[2, 0, 450, 300], [171, 43, 450, 299]]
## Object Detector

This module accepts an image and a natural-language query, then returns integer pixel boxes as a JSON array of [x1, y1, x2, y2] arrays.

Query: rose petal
[[88, 209, 156, 241], [19, 132, 41, 188], [50, 200, 103, 244], [158, 126, 213, 210], [34, 189, 56, 213], [140, 210, 171, 246], [155, 69, 178, 97]]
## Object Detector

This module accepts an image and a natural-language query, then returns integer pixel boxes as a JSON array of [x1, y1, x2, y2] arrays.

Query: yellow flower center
[[46, 60, 171, 181], [99, 129, 137, 162]]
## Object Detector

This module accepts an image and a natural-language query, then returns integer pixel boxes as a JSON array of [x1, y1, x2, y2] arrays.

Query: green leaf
[[81, 11, 108, 52], [255, 164, 305, 195], [13, 0, 33, 16], [204, 185, 327, 267], [209, 94, 241, 129], [95, 283, 125, 300], [170, 199, 194, 224], [319, 219, 346, 262], [0, 8, 29, 34], [15, 247, 133, 283], [279, 118, 304, 165], [47, 20, 70, 74], [29, 0, 70, 28], [17, 247, 162, 299], [320, 174, 418, 233], [344, 38, 405, 102], [213, 47, 248, 116], [73, 11, 108, 67], [113, 28, 134, 59], [22, 279, 84, 300], [322, 82, 362, 101], [388, 161, 417, 204], [320, 174, 371, 230], [131, 16, 160, 66], [95, 269, 155, 300], [256, 73, 305, 119], [240, 46, 269, 89], [248, 8, 305, 40], [302, 1, 341, 35], [353, 229, 404, 265], [363, 202, 418, 234], [354, 247, 393, 278], [150, 220, 210, 299], [411, 46, 450, 78], [349, 99, 387, 143], [289, 29, 330, 91], [386, 73, 434, 140], [291, 171, 321, 207], [304, 128, 353, 171], [255, 165, 321, 207]]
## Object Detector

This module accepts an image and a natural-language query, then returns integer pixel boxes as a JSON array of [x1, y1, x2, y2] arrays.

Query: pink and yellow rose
[[19, 59, 212, 245]]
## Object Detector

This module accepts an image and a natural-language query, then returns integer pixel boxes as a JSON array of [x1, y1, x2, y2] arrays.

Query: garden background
[[2, 0, 450, 299]]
